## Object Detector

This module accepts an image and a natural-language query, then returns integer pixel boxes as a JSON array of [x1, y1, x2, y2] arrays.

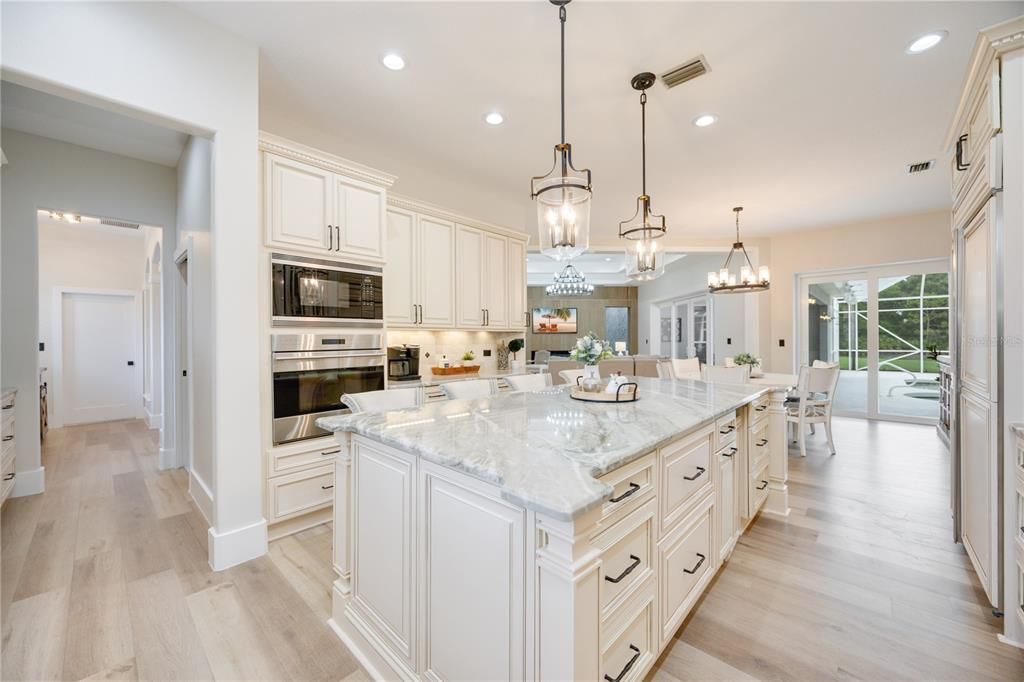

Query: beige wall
[[526, 286, 638, 357], [766, 209, 951, 372]]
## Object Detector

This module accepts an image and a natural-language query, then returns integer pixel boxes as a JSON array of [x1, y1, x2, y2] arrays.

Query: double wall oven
[[271, 333, 385, 445]]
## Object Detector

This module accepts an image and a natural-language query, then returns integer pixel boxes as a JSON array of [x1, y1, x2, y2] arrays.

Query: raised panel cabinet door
[[266, 153, 332, 251], [456, 225, 485, 327], [351, 440, 416, 665], [418, 216, 456, 327], [384, 209, 417, 325], [507, 239, 527, 328], [335, 177, 385, 260], [716, 450, 735, 562], [960, 200, 996, 399], [420, 464, 525, 682], [960, 391, 998, 604], [482, 233, 509, 328]]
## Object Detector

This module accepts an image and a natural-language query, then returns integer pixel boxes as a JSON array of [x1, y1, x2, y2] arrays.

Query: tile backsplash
[[386, 330, 524, 375]]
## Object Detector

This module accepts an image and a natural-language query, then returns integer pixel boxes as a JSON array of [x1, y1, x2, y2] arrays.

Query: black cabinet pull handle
[[719, 424, 735, 434], [328, 224, 333, 250], [609, 482, 640, 503], [2, 435, 12, 442], [604, 554, 641, 584], [683, 466, 706, 481], [1, 404, 12, 410], [756, 438, 768, 447], [3, 473, 14, 481], [755, 404, 768, 412], [604, 644, 641, 682], [321, 484, 334, 490], [757, 480, 768, 490], [683, 552, 706, 575], [321, 449, 340, 456], [722, 446, 737, 457], [955, 134, 970, 171]]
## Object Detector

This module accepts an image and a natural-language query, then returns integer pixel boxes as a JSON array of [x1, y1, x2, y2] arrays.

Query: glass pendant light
[[619, 72, 667, 281], [545, 261, 594, 297], [707, 207, 770, 293], [531, 0, 592, 262]]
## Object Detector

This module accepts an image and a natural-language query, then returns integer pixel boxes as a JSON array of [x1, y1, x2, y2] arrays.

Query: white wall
[[2, 1, 263, 569], [37, 217, 147, 426], [636, 253, 755, 363], [1, 130, 176, 497]]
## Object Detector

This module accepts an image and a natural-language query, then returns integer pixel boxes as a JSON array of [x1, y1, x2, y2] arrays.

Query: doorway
[[654, 293, 712, 364], [175, 249, 193, 472], [797, 259, 950, 423]]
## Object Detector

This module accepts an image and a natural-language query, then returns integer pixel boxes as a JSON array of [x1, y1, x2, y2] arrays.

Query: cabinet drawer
[[1, 453, 15, 503], [749, 393, 770, 425], [600, 581, 655, 682], [596, 452, 655, 530], [2, 407, 14, 439], [714, 412, 737, 451], [267, 464, 334, 523], [595, 499, 656, 619], [658, 495, 714, 643], [2, 440, 15, 471], [749, 417, 770, 474], [268, 436, 339, 476], [748, 462, 769, 518], [660, 426, 713, 533]]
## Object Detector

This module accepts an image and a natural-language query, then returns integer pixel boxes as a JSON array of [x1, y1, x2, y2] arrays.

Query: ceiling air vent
[[101, 219, 140, 230], [907, 160, 934, 174], [660, 55, 710, 89]]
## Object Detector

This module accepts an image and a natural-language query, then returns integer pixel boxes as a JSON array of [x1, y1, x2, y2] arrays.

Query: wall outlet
[[778, 339, 785, 347], [726, 337, 732, 345], [483, 349, 492, 357]]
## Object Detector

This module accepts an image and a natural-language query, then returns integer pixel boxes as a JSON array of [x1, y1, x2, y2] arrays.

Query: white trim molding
[[259, 132, 397, 188], [208, 517, 269, 571], [159, 446, 176, 472], [189, 468, 213, 523], [12, 465, 45, 497], [388, 193, 529, 243]]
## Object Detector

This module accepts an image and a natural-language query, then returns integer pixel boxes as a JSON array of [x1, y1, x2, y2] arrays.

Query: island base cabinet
[[600, 578, 657, 682], [419, 461, 525, 682], [658, 494, 715, 645]]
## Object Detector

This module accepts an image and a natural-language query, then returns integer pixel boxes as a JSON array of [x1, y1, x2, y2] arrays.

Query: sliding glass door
[[798, 260, 949, 423]]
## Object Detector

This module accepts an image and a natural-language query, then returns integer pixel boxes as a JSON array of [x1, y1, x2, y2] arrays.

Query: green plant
[[734, 352, 760, 368], [461, 351, 475, 362], [570, 332, 613, 366], [507, 338, 524, 359]]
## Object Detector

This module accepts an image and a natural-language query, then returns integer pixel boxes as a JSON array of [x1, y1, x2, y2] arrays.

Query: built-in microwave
[[271, 253, 383, 327]]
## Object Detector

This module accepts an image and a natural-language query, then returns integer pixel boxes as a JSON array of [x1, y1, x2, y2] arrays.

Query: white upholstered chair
[[341, 387, 422, 414], [703, 365, 751, 383], [656, 360, 675, 379], [505, 373, 553, 392], [440, 378, 496, 400], [558, 369, 585, 387], [786, 364, 841, 457], [671, 357, 702, 380]]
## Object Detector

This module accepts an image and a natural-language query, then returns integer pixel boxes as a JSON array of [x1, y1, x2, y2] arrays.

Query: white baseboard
[[998, 634, 1024, 650], [12, 466, 45, 497], [208, 518, 268, 571], [159, 446, 177, 471], [145, 410, 163, 430], [189, 470, 214, 525]]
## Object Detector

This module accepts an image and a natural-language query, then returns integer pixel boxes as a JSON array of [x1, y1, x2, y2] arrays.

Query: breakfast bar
[[318, 377, 790, 681]]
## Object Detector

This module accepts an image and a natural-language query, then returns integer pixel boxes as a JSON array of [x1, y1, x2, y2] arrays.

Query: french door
[[656, 294, 712, 364], [797, 259, 949, 423]]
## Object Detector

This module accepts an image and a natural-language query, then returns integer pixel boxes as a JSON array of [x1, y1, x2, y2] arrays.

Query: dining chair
[[671, 357, 702, 380], [599, 358, 634, 377], [786, 364, 841, 457], [558, 369, 585, 387], [440, 378, 496, 400], [656, 360, 675, 379], [549, 359, 583, 385], [505, 373, 553, 392], [342, 387, 422, 413], [703, 365, 751, 383]]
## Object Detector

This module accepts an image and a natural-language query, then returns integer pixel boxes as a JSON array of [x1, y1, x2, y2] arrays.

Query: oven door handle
[[272, 350, 386, 361], [272, 354, 386, 373]]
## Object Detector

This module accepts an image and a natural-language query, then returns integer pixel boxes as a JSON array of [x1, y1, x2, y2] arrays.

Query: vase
[[496, 346, 510, 371], [582, 364, 601, 391]]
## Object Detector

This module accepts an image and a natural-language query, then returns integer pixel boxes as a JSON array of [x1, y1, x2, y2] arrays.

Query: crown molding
[[259, 132, 397, 188], [387, 192, 530, 243]]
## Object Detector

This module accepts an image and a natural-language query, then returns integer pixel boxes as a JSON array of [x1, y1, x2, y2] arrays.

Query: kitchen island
[[318, 377, 790, 681]]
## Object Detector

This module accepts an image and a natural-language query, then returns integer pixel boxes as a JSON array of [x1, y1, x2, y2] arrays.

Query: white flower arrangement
[[570, 332, 614, 366]]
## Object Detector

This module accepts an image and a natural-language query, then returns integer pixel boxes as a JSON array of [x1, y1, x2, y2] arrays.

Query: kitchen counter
[[395, 368, 516, 387], [318, 377, 768, 520]]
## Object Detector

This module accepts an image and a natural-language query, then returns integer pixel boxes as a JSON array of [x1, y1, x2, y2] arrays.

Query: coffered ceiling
[[185, 1, 1022, 240]]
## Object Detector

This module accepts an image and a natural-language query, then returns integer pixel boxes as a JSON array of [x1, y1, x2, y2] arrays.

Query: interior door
[[62, 291, 138, 424]]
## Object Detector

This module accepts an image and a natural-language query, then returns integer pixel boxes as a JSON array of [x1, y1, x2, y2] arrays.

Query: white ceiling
[[185, 1, 1021, 241], [1, 81, 188, 167], [527, 250, 687, 286]]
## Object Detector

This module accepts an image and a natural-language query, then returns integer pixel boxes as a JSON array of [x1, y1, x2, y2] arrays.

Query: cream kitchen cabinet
[[384, 208, 456, 327], [482, 231, 509, 328], [960, 389, 999, 604], [456, 225, 508, 329], [507, 239, 528, 329], [261, 136, 394, 263]]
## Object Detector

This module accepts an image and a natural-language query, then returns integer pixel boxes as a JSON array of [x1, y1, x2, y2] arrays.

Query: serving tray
[[569, 381, 639, 403]]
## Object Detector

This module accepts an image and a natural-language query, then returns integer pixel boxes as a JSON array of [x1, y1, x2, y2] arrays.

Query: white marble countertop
[[318, 377, 771, 521], [396, 369, 517, 387]]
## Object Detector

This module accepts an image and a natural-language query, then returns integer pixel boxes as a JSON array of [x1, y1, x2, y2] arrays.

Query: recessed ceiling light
[[381, 53, 405, 70], [693, 114, 717, 128], [906, 31, 947, 54], [484, 111, 504, 126]]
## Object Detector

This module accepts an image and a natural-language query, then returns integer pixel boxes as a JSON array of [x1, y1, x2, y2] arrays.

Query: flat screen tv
[[532, 307, 577, 334]]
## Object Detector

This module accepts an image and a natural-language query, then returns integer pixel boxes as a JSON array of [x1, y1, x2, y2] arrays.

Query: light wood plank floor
[[4, 417, 1023, 681]]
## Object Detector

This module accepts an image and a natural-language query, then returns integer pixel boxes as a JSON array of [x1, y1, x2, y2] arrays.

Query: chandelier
[[545, 261, 594, 297], [530, 0, 592, 262], [707, 207, 770, 294], [619, 72, 667, 281]]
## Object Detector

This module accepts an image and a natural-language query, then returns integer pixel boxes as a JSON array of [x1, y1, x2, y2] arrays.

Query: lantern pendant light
[[530, 0, 592, 262], [707, 207, 770, 293], [619, 72, 667, 281]]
